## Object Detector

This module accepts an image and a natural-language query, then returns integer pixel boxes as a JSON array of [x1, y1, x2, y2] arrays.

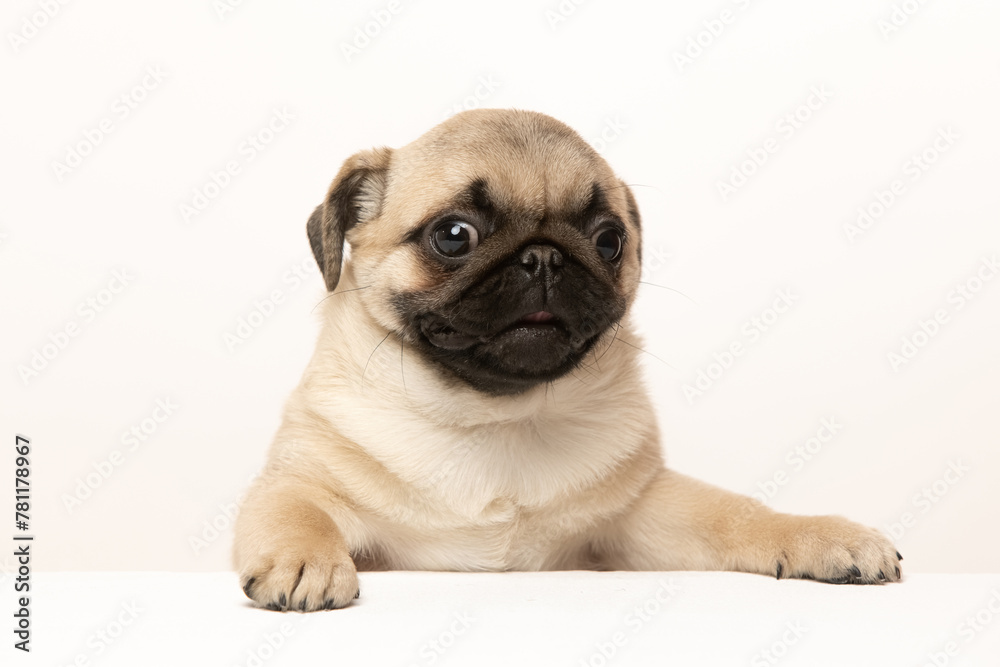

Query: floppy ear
[[306, 147, 393, 291]]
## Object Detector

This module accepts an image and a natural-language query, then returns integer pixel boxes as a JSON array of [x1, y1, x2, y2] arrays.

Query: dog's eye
[[593, 228, 623, 262], [431, 220, 479, 258]]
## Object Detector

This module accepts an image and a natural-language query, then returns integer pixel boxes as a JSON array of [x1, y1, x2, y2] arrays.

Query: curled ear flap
[[306, 147, 393, 291]]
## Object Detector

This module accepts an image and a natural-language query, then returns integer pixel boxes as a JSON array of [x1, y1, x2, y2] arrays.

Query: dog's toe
[[239, 548, 358, 612], [775, 515, 902, 585]]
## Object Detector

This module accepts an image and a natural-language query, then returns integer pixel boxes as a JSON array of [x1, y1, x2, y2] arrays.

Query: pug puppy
[[233, 109, 902, 612]]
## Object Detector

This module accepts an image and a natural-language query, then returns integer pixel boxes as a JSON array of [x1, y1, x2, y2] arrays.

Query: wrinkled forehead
[[381, 122, 627, 230]]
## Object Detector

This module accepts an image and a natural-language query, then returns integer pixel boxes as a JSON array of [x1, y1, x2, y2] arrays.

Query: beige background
[[2, 0, 998, 575]]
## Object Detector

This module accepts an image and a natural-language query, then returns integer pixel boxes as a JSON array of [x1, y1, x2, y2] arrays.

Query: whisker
[[596, 321, 621, 363], [362, 332, 391, 393], [311, 285, 372, 314], [638, 281, 696, 303], [399, 338, 406, 394], [591, 346, 601, 372], [613, 337, 677, 371]]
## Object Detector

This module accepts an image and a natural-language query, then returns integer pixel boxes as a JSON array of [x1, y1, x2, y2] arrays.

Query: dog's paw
[[239, 543, 359, 612], [773, 515, 902, 585]]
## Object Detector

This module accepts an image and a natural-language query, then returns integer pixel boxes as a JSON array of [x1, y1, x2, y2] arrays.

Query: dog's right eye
[[593, 228, 623, 262], [431, 220, 479, 258]]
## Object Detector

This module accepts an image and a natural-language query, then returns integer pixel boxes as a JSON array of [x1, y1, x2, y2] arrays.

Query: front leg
[[233, 477, 360, 611], [599, 469, 902, 584]]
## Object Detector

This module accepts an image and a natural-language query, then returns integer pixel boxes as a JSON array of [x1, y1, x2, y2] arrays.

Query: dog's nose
[[520, 245, 564, 280]]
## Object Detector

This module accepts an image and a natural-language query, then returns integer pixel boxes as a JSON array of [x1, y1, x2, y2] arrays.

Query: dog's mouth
[[418, 310, 571, 351], [405, 269, 623, 394], [518, 311, 557, 324]]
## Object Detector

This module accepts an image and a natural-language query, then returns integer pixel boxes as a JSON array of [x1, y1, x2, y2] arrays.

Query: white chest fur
[[295, 285, 655, 569]]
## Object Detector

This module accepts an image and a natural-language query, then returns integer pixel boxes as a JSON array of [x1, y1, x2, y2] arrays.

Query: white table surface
[[13, 571, 1000, 666]]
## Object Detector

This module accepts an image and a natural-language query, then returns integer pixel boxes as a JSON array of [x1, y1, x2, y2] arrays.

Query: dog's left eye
[[431, 220, 479, 258], [593, 228, 623, 262]]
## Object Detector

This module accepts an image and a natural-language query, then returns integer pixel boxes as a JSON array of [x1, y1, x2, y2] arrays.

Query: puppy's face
[[308, 109, 642, 396]]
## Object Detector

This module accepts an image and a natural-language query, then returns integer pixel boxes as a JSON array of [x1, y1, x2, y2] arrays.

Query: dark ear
[[306, 147, 393, 291]]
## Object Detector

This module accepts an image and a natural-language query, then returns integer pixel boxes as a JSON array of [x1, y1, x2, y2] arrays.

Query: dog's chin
[[416, 311, 597, 396]]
